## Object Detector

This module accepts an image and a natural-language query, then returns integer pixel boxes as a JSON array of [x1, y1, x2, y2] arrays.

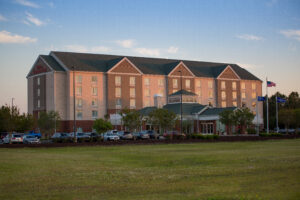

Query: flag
[[276, 97, 286, 103], [257, 96, 266, 101], [267, 81, 276, 87]]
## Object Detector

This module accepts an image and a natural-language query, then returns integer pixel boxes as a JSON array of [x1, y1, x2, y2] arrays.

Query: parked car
[[51, 133, 72, 142], [120, 131, 134, 140], [2, 135, 10, 144], [141, 130, 159, 139], [132, 132, 150, 140], [27, 131, 42, 139], [23, 135, 40, 144], [163, 131, 186, 138], [103, 132, 120, 141], [11, 134, 23, 144]]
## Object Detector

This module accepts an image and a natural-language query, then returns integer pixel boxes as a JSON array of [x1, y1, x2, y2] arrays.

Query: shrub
[[247, 128, 256, 134]]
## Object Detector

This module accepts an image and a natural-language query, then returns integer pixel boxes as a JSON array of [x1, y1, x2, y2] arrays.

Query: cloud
[[15, 0, 39, 8], [116, 39, 136, 48], [167, 46, 178, 54], [0, 30, 37, 43], [0, 14, 7, 21], [280, 29, 300, 42], [236, 34, 263, 41], [236, 62, 257, 70], [266, 0, 277, 7], [134, 48, 160, 57], [24, 12, 44, 26], [64, 45, 110, 53], [48, 2, 54, 8]]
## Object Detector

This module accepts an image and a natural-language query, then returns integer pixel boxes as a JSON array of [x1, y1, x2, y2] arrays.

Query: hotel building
[[27, 51, 263, 132]]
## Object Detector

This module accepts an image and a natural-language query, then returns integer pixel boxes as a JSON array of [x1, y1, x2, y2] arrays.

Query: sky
[[0, 0, 299, 113]]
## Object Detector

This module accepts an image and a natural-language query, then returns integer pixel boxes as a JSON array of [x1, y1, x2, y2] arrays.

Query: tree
[[38, 111, 61, 139], [148, 108, 177, 134], [15, 113, 36, 133], [294, 109, 300, 134], [219, 110, 235, 135], [279, 109, 295, 134], [93, 118, 113, 134], [287, 92, 300, 109], [234, 107, 255, 134], [121, 109, 142, 132]]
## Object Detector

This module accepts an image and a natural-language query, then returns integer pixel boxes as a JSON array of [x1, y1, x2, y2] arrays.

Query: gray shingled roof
[[40, 55, 65, 71], [49, 51, 260, 80], [200, 107, 237, 116], [163, 103, 206, 115], [169, 89, 197, 96]]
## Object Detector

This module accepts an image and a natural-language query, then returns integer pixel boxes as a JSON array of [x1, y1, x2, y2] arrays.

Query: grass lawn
[[0, 139, 300, 200]]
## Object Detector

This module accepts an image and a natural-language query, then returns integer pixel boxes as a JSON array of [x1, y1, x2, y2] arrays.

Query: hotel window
[[76, 86, 82, 96], [242, 102, 246, 107], [208, 90, 213, 98], [144, 99, 150, 107], [92, 99, 98, 107], [252, 82, 256, 90], [37, 99, 40, 108], [221, 81, 226, 89], [198, 98, 202, 104], [196, 80, 201, 88], [92, 110, 98, 119], [185, 79, 191, 89], [252, 102, 256, 108], [233, 101, 237, 107], [92, 87, 98, 96], [76, 110, 82, 120], [37, 88, 40, 97], [144, 78, 150, 86], [76, 75, 82, 83], [37, 77, 40, 85], [208, 80, 213, 89], [232, 82, 236, 90], [196, 90, 201, 97], [130, 99, 136, 109], [232, 91, 237, 100], [91, 76, 97, 83], [208, 101, 213, 106], [130, 88, 135, 97], [145, 88, 150, 97], [242, 92, 246, 99], [158, 89, 164, 96], [221, 91, 226, 100], [115, 76, 121, 86], [116, 99, 122, 109], [130, 77, 136, 86], [158, 79, 164, 87], [173, 79, 178, 88], [252, 92, 256, 99], [115, 87, 121, 97], [76, 98, 82, 107], [241, 82, 246, 90], [222, 101, 227, 108]]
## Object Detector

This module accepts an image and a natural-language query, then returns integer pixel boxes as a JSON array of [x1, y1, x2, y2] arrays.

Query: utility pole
[[178, 70, 183, 135], [72, 66, 77, 143]]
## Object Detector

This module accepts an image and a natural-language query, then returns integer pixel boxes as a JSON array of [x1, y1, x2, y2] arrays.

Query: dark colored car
[[23, 135, 40, 144], [132, 132, 150, 140]]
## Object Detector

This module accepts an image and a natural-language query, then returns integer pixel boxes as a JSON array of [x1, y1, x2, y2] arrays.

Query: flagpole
[[276, 92, 279, 133], [266, 77, 269, 134], [256, 97, 259, 135]]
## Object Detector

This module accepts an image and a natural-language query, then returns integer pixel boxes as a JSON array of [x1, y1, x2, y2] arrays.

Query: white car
[[103, 132, 120, 141], [3, 134, 23, 144]]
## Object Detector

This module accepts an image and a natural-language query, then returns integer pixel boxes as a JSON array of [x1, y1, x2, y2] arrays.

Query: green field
[[0, 139, 300, 200]]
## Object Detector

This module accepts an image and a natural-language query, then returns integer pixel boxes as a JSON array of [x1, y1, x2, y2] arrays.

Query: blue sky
[[0, 0, 299, 113]]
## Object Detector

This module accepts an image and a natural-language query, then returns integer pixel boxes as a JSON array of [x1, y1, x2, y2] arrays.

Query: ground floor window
[[201, 123, 214, 134]]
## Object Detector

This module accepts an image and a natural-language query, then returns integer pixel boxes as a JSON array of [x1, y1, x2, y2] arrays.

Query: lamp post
[[72, 66, 77, 143], [178, 70, 183, 135]]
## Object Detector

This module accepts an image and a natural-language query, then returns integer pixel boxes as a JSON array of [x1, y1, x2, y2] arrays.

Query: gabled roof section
[[139, 106, 157, 116], [168, 61, 195, 77], [169, 89, 197, 96], [40, 55, 65, 71], [27, 55, 54, 78], [217, 65, 241, 80], [107, 57, 143, 74]]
